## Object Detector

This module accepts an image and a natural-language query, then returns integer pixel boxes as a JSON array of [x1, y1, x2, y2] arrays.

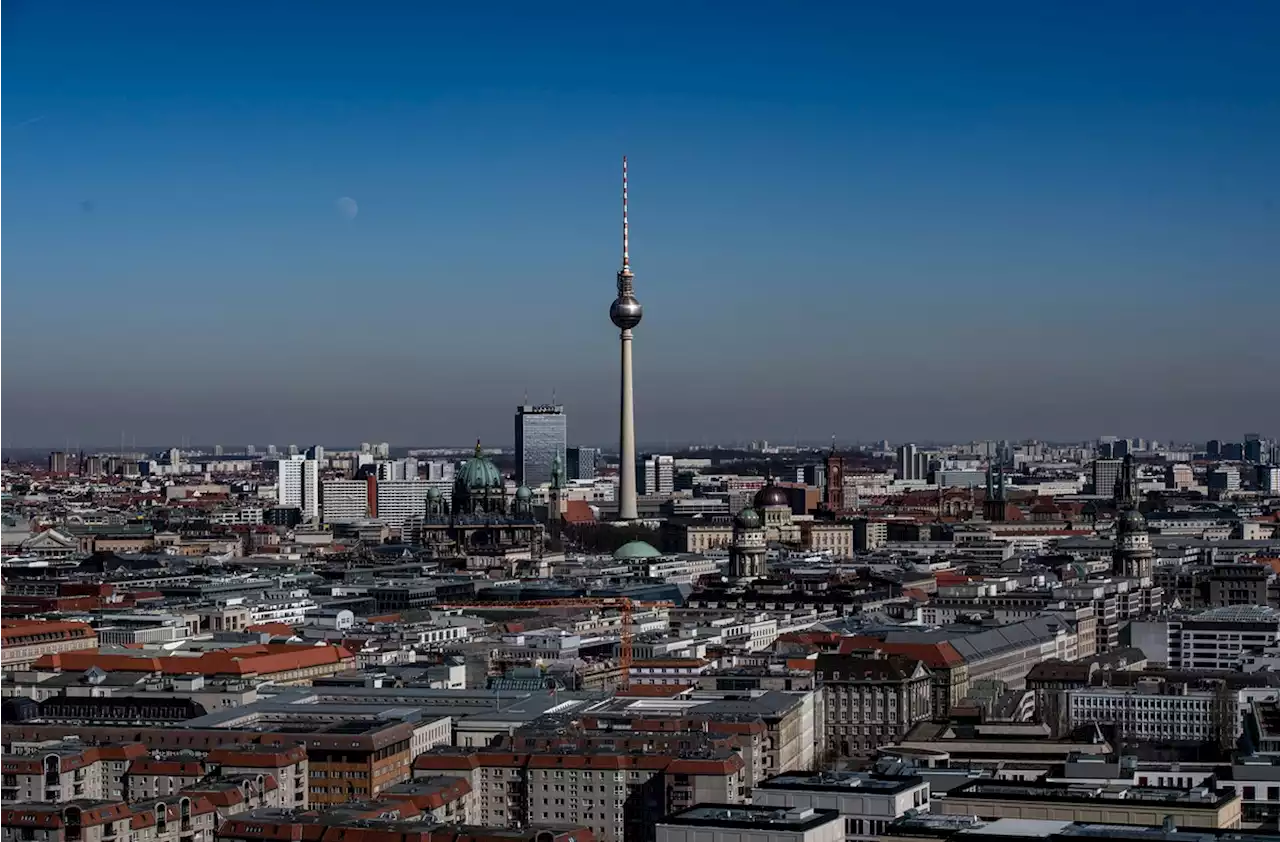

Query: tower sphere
[[610, 295, 643, 329]]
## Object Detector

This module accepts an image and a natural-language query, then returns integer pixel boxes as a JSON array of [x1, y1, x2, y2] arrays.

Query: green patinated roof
[[613, 540, 663, 560], [459, 440, 503, 490]]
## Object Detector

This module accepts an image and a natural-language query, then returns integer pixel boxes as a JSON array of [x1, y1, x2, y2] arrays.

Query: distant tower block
[[610, 156, 643, 521]]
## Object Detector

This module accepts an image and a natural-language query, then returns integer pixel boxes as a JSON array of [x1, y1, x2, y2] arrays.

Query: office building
[[755, 769, 929, 842], [658, 805, 843, 842], [1167, 605, 1280, 670], [266, 444, 278, 456], [1066, 683, 1235, 743], [1092, 458, 1122, 498], [375, 479, 436, 530], [306, 444, 324, 461], [277, 456, 320, 520], [1207, 439, 1223, 458], [287, 444, 299, 456], [567, 446, 600, 480], [1166, 463, 1194, 490], [1259, 465, 1280, 494], [895, 444, 930, 481], [933, 780, 1240, 829], [47, 451, 69, 474], [213, 444, 224, 456], [246, 444, 256, 455], [815, 654, 933, 757], [640, 453, 676, 495], [1210, 467, 1241, 494], [514, 404, 568, 486]]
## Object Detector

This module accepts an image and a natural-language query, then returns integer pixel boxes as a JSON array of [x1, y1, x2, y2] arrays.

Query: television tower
[[610, 156, 642, 520]]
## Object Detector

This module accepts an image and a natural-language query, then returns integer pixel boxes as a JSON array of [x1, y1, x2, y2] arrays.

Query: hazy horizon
[[5, 2, 1277, 447]]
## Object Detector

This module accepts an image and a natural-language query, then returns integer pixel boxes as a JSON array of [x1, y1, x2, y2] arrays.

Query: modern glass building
[[514, 404, 567, 486]]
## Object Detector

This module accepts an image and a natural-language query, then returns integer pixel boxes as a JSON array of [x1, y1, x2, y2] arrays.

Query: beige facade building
[[934, 781, 1241, 829]]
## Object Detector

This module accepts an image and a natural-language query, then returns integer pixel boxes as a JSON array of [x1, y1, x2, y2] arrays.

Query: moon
[[335, 197, 358, 220]]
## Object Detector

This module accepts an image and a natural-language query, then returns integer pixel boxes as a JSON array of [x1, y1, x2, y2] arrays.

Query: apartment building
[[206, 745, 308, 808], [414, 746, 747, 842], [1, 742, 148, 804]]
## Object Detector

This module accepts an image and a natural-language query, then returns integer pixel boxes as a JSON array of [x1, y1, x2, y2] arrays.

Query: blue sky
[[4, 1, 1278, 448]]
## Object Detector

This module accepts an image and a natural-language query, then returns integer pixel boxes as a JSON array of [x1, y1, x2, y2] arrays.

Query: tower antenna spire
[[621, 155, 630, 272]]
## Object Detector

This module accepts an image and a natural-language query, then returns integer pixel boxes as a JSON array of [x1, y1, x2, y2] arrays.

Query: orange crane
[[435, 597, 672, 689]]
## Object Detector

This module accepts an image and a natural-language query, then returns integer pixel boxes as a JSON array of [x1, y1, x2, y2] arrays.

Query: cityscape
[[4, 5, 1280, 842]]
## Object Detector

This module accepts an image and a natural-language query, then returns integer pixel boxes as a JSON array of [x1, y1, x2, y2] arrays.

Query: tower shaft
[[618, 330, 638, 520]]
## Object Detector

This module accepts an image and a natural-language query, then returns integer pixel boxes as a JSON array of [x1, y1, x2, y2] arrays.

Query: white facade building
[[277, 457, 320, 520], [1169, 605, 1280, 671], [322, 479, 370, 523], [754, 771, 930, 842], [659, 806, 843, 842]]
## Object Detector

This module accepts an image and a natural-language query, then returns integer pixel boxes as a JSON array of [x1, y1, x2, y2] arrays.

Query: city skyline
[[4, 3, 1278, 446]]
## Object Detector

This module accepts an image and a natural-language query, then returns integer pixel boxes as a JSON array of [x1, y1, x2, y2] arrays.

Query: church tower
[[1112, 454, 1153, 579], [983, 463, 1007, 522], [824, 442, 845, 511], [729, 507, 766, 579]]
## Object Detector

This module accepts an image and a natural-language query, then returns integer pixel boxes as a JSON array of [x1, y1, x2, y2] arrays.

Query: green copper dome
[[459, 440, 503, 490], [515, 485, 533, 501], [734, 507, 762, 530], [613, 540, 663, 560]]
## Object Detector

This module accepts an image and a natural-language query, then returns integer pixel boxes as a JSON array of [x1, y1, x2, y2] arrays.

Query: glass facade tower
[[514, 404, 568, 487]]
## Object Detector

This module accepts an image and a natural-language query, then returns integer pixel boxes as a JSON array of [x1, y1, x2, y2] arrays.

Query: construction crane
[[435, 597, 672, 690]]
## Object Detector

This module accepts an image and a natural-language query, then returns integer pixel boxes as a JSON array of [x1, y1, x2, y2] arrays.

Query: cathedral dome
[[515, 485, 533, 501], [613, 540, 662, 560], [426, 487, 442, 501], [459, 441, 503, 490], [1117, 507, 1147, 533], [734, 507, 762, 530], [754, 483, 789, 509]]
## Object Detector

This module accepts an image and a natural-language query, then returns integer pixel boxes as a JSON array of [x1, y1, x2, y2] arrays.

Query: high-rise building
[[1165, 463, 1194, 490], [246, 444, 256, 455], [639, 454, 675, 495], [277, 456, 320, 520], [360, 442, 371, 454], [287, 444, 300, 457], [47, 451, 69, 474], [895, 444, 930, 481], [266, 444, 278, 457], [376, 457, 419, 481], [321, 478, 374, 523], [514, 404, 567, 486], [610, 156, 642, 520], [1245, 435, 1264, 463], [376, 442, 390, 459], [1257, 465, 1280, 494], [1206, 439, 1222, 459], [566, 446, 599, 480], [168, 447, 182, 466], [213, 444, 224, 457], [1209, 467, 1241, 494], [1092, 458, 1123, 499], [1222, 442, 1245, 461], [307, 445, 325, 462]]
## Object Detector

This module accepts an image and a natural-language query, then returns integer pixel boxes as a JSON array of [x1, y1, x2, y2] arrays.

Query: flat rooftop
[[945, 781, 1231, 807], [761, 770, 925, 794], [661, 803, 839, 832]]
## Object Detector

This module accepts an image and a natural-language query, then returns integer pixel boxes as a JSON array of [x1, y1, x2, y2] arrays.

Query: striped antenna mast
[[621, 156, 630, 271]]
